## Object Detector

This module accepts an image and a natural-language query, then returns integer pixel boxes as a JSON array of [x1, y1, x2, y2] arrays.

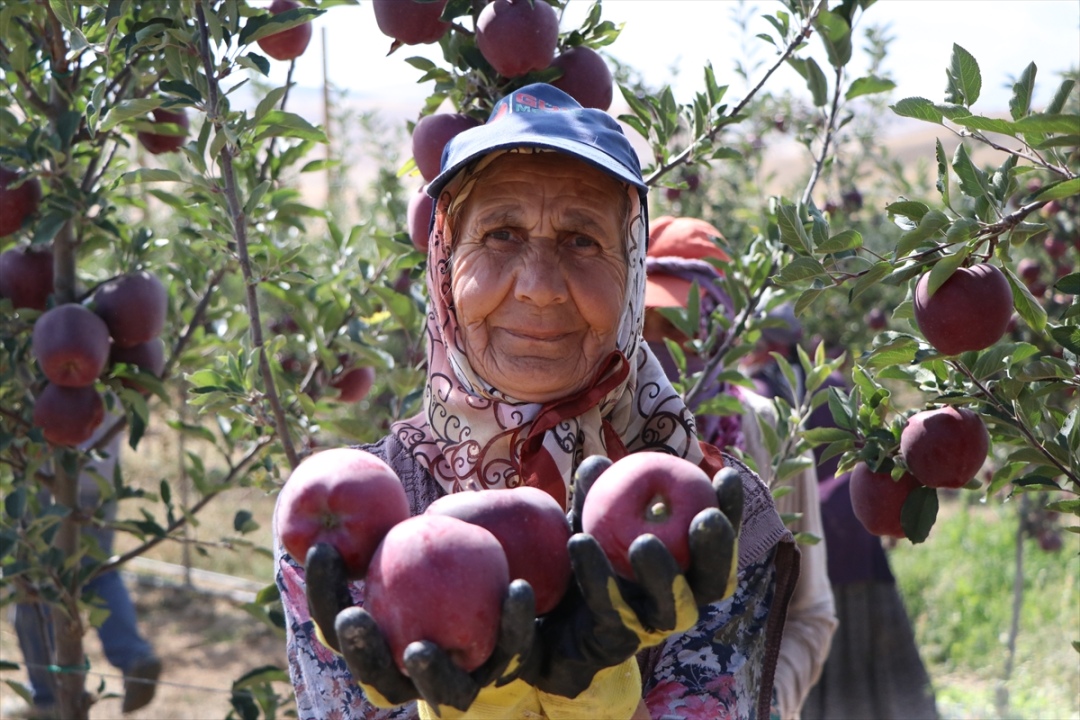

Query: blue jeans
[[14, 494, 154, 706]]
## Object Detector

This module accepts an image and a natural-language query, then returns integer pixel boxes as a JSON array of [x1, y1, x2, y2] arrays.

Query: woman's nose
[[513, 242, 568, 306]]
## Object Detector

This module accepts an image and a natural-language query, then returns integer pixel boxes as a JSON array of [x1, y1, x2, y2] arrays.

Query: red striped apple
[[364, 514, 509, 674], [581, 452, 719, 580], [274, 448, 411, 579]]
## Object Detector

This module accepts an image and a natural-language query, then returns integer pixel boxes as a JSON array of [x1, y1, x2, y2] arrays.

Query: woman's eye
[[484, 229, 516, 243], [568, 234, 600, 250]]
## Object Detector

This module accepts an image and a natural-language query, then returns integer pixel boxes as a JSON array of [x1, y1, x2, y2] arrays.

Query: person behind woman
[[275, 83, 799, 720], [642, 217, 836, 720]]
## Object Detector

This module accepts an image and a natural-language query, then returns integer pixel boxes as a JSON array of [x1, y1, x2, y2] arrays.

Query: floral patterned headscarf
[[392, 148, 705, 510]]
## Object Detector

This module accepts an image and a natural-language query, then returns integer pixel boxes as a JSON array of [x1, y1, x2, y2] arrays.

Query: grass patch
[[890, 495, 1079, 720]]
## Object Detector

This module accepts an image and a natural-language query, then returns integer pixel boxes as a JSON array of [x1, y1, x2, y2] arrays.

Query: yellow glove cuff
[[537, 657, 642, 720], [418, 678, 542, 720], [607, 574, 700, 649]]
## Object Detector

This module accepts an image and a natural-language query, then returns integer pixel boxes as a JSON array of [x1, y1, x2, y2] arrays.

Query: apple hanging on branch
[[0, 166, 41, 237], [0, 245, 53, 311], [32, 304, 112, 388], [476, 0, 559, 78], [849, 462, 924, 539], [92, 270, 169, 348], [256, 0, 313, 61], [899, 406, 989, 490], [137, 108, 190, 155], [913, 263, 1013, 356], [372, 0, 450, 47], [32, 384, 106, 447]]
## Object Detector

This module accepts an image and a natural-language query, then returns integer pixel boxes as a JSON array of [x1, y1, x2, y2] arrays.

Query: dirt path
[[1, 583, 291, 719]]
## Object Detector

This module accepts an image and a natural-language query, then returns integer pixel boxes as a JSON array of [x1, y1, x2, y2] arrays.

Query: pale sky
[[261, 0, 1080, 115]]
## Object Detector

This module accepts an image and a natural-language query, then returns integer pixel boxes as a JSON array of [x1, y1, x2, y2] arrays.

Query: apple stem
[[645, 494, 671, 523]]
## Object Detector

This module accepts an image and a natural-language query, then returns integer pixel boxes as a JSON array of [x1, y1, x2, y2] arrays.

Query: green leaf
[[118, 168, 182, 184], [805, 57, 830, 107], [952, 143, 990, 200], [1047, 79, 1076, 114], [935, 139, 950, 206], [896, 210, 949, 256], [901, 486, 939, 543], [1054, 272, 1080, 295], [1049, 324, 1080, 355], [889, 96, 941, 124], [1013, 113, 1080, 135], [100, 98, 162, 132], [1009, 62, 1036, 120], [850, 261, 892, 302], [946, 43, 981, 106], [1034, 178, 1080, 201], [776, 256, 827, 285], [814, 9, 852, 67], [925, 247, 969, 297], [239, 6, 323, 46], [951, 115, 1016, 135], [159, 79, 202, 104], [817, 229, 862, 253], [253, 110, 326, 143], [845, 75, 896, 100], [1003, 268, 1048, 332], [885, 200, 930, 225], [801, 427, 855, 445], [777, 204, 812, 254]]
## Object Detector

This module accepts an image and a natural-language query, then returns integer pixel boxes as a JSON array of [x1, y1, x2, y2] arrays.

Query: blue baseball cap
[[427, 83, 647, 199]]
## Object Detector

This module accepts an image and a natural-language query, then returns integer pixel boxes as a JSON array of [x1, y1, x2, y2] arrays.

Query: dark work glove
[[304, 542, 536, 713]]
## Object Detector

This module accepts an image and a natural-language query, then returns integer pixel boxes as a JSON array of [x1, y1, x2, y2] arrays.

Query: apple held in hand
[[900, 406, 989, 489], [913, 263, 1012, 356], [0, 245, 53, 310], [581, 452, 719, 580], [33, 384, 105, 446], [32, 304, 111, 387], [274, 448, 411, 579], [256, 0, 313, 61], [137, 109, 190, 155], [372, 0, 450, 46], [0, 167, 41, 237], [363, 514, 509, 674], [426, 485, 572, 615], [93, 270, 168, 348], [849, 462, 923, 539], [476, 0, 559, 78]]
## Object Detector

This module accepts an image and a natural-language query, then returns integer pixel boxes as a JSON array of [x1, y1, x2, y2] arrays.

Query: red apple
[[92, 271, 168, 348], [426, 486, 572, 615], [0, 246, 53, 310], [476, 0, 559, 78], [137, 109, 190, 155], [364, 514, 508, 674], [407, 187, 434, 253], [110, 337, 166, 392], [549, 46, 613, 111], [913, 263, 1013, 355], [865, 307, 887, 331], [580, 452, 719, 580], [256, 0, 313, 61], [32, 304, 111, 387], [330, 366, 375, 403], [1044, 235, 1068, 260], [899, 406, 989, 489], [275, 448, 411, 579], [372, 0, 450, 46], [33, 384, 105, 446], [1017, 258, 1042, 285], [411, 113, 482, 183], [0, 167, 42, 237], [849, 462, 922, 539]]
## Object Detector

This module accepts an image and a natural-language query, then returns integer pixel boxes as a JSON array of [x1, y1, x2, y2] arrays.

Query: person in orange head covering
[[643, 216, 837, 720]]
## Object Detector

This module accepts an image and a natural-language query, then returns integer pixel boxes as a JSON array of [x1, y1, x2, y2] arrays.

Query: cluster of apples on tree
[[370, 0, 617, 253], [276, 446, 729, 674]]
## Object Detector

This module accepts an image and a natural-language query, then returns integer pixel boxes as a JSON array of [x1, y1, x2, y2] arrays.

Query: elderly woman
[[275, 84, 798, 720]]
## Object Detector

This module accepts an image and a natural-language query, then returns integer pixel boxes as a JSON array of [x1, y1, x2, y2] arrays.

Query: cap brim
[[428, 116, 647, 199], [644, 274, 691, 309]]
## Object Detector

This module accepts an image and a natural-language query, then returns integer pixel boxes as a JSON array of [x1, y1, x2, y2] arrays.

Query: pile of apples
[[275, 448, 722, 675]]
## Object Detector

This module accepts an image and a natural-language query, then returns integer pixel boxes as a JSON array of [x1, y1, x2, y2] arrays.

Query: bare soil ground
[[1, 583, 290, 720]]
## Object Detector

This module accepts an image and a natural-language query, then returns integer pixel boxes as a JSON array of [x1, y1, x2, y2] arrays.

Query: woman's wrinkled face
[[451, 152, 629, 403]]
